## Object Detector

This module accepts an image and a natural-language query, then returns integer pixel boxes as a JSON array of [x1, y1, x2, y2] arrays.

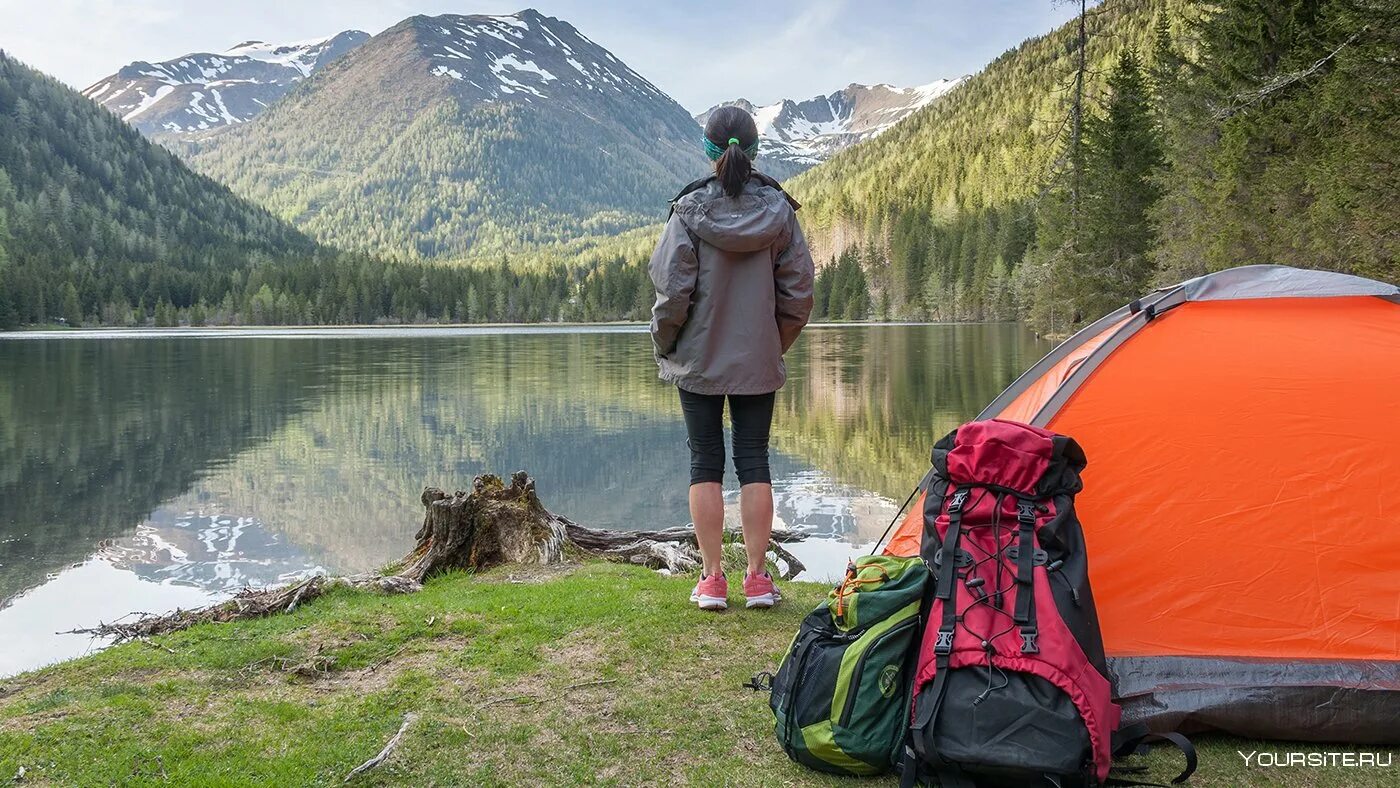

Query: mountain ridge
[[696, 78, 966, 178], [82, 31, 370, 140], [184, 8, 707, 259]]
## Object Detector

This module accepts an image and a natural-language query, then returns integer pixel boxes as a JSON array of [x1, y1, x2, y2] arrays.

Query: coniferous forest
[[0, 0, 1396, 330], [790, 0, 1398, 332], [0, 52, 659, 328]]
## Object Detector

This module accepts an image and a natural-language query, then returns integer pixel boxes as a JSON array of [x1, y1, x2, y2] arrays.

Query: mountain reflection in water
[[0, 325, 1048, 675]]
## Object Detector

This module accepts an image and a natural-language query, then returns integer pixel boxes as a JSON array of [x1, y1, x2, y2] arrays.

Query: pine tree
[[60, 281, 82, 326], [0, 271, 17, 330], [1074, 49, 1164, 319], [812, 262, 832, 320], [154, 299, 175, 328]]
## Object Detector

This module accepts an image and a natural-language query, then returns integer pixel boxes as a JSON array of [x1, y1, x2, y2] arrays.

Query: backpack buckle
[[1004, 546, 1048, 566], [934, 627, 955, 655], [1016, 500, 1036, 523], [743, 671, 773, 692], [933, 548, 973, 568], [948, 490, 969, 513], [1020, 627, 1039, 654]]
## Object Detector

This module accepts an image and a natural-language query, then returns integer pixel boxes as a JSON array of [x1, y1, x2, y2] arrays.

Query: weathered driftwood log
[[71, 471, 807, 642]]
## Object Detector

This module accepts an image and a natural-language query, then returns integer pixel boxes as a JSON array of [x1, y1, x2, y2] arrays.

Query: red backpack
[[902, 420, 1128, 787]]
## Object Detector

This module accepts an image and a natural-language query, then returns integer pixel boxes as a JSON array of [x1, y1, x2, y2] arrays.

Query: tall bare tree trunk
[[1071, 0, 1088, 234]]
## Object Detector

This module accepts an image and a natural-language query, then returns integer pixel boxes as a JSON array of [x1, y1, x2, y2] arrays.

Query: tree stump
[[397, 472, 569, 581], [72, 471, 807, 641]]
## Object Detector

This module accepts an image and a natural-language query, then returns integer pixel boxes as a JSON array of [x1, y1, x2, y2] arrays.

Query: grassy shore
[[0, 563, 1392, 786]]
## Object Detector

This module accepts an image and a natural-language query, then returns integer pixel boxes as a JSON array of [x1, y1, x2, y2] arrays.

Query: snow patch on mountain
[[416, 10, 669, 105], [224, 36, 349, 77], [697, 77, 969, 176], [85, 30, 369, 138], [122, 85, 174, 121]]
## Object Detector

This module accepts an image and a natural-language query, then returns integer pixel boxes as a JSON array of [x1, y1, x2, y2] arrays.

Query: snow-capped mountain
[[411, 11, 678, 108], [82, 31, 369, 139], [697, 79, 968, 178], [187, 9, 706, 259]]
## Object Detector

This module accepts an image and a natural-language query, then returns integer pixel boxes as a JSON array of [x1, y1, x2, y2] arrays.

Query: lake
[[0, 324, 1049, 676]]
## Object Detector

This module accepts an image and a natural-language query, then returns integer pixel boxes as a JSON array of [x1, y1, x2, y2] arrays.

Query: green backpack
[[765, 555, 930, 775]]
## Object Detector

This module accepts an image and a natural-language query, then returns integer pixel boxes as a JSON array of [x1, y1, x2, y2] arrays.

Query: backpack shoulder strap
[[1112, 723, 1198, 785], [668, 175, 716, 218], [910, 486, 969, 759], [668, 172, 801, 217], [749, 171, 801, 211]]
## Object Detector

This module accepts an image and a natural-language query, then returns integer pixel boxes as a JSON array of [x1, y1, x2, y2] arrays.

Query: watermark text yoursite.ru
[[1239, 750, 1394, 768]]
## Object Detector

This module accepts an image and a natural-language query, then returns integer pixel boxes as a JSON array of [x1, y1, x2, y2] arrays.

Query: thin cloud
[[2, 1, 1084, 111]]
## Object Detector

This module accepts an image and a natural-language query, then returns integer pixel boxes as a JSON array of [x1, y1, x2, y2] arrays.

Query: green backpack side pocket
[[767, 555, 929, 776]]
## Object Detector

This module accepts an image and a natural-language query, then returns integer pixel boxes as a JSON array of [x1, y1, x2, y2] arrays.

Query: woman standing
[[648, 106, 815, 611]]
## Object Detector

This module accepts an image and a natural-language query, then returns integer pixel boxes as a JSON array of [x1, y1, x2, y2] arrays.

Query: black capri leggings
[[677, 388, 775, 486]]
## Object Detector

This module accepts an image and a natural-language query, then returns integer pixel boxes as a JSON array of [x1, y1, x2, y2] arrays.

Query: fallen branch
[[767, 539, 807, 581], [71, 472, 809, 642], [344, 712, 418, 783], [562, 678, 618, 692], [65, 574, 419, 642]]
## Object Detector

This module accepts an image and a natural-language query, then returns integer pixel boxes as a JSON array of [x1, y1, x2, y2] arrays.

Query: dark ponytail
[[702, 105, 760, 199], [716, 140, 752, 198]]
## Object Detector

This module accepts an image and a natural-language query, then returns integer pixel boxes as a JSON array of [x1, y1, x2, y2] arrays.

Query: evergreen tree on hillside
[[1074, 50, 1164, 318], [789, 0, 1169, 322], [1152, 0, 1398, 281], [60, 282, 82, 326], [812, 261, 833, 320], [819, 248, 872, 321]]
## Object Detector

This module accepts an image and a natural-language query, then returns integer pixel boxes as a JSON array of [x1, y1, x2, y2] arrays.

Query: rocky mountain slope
[[82, 31, 369, 140], [185, 9, 707, 259], [696, 79, 966, 179]]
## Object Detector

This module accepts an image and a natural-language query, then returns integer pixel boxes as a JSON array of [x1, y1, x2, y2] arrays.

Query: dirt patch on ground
[[543, 631, 609, 672], [474, 563, 581, 585]]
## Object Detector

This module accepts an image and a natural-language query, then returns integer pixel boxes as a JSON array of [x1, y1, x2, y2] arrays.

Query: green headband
[[704, 135, 759, 161]]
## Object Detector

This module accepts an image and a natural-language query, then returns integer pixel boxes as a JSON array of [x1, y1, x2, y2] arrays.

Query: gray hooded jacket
[[649, 177, 815, 395]]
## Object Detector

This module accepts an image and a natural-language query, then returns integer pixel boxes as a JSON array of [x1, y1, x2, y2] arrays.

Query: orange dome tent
[[882, 265, 1400, 743]]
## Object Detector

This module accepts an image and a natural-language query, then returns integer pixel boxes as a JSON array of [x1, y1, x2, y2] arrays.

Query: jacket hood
[[673, 179, 792, 253]]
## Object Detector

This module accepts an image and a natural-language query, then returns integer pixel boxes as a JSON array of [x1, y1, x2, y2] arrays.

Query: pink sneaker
[[743, 571, 782, 609], [690, 573, 728, 610]]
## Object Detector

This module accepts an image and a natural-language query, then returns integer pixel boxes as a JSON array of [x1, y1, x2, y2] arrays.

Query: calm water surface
[[0, 325, 1048, 675]]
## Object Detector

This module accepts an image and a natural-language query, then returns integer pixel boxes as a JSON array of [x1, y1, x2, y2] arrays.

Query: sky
[[0, 0, 1084, 113]]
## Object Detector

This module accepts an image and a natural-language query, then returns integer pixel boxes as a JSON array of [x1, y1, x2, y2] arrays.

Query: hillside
[[697, 79, 966, 179], [785, 0, 1171, 317], [83, 31, 369, 141], [0, 50, 317, 328], [0, 47, 673, 329], [786, 0, 1396, 325], [187, 9, 707, 260]]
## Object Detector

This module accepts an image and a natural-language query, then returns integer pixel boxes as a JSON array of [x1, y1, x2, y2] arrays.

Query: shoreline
[[0, 320, 1035, 341]]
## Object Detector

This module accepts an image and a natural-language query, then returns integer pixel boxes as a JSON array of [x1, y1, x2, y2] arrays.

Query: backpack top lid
[[825, 554, 928, 633], [935, 419, 1086, 497]]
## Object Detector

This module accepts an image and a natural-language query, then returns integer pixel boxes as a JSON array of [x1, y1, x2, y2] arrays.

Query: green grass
[[0, 563, 1393, 786]]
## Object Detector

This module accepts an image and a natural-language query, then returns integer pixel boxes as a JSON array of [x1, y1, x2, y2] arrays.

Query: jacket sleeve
[[648, 214, 698, 358], [774, 215, 815, 353]]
